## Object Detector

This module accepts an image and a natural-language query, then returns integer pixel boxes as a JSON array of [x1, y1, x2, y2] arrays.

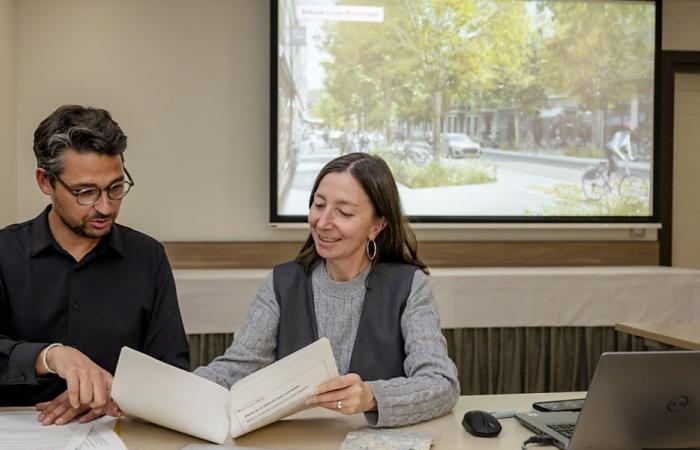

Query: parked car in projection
[[439, 133, 481, 158]]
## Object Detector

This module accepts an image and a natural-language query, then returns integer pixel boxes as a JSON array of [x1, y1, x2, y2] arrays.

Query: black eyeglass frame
[[44, 167, 135, 206]]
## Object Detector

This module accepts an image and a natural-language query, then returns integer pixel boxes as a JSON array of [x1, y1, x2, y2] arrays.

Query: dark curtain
[[187, 333, 234, 369], [187, 327, 645, 394], [442, 327, 645, 394]]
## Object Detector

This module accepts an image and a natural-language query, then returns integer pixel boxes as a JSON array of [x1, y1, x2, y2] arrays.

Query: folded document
[[111, 338, 339, 444]]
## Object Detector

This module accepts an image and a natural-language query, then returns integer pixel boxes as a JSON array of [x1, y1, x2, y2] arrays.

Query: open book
[[111, 338, 339, 444]]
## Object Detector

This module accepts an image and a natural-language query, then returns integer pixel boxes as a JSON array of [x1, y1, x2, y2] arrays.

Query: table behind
[[615, 322, 700, 350], [175, 266, 700, 334]]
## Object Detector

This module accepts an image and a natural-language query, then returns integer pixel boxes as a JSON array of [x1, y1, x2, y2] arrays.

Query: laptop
[[515, 351, 700, 450]]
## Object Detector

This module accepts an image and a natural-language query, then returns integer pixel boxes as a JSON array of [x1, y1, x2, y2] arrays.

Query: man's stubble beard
[[54, 205, 115, 239]]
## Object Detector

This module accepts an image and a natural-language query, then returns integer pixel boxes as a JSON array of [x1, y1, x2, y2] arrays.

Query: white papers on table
[[0, 411, 92, 450], [78, 417, 126, 450]]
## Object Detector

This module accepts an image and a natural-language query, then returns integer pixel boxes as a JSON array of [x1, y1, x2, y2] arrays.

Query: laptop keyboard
[[550, 423, 576, 438]]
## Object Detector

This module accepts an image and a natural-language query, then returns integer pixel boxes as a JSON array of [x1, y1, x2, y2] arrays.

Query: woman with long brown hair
[[195, 153, 458, 427]]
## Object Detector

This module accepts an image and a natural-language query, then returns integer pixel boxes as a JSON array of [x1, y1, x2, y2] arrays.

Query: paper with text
[[0, 411, 93, 450], [78, 417, 126, 450], [228, 337, 339, 437], [111, 338, 338, 443]]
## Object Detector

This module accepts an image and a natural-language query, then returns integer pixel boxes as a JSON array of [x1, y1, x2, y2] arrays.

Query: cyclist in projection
[[604, 122, 635, 178]]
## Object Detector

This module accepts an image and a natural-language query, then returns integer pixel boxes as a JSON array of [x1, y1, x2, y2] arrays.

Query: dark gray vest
[[272, 261, 417, 381]]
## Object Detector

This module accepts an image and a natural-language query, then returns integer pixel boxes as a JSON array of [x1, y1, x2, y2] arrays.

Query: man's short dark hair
[[33, 105, 128, 175]]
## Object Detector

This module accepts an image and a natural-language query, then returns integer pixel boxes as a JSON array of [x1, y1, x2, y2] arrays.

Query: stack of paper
[[0, 412, 125, 450]]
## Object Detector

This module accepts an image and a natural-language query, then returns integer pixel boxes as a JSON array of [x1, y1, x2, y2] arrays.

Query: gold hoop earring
[[366, 238, 377, 261]]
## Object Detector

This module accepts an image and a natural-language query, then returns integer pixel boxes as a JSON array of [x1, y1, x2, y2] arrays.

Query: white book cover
[[111, 338, 339, 444]]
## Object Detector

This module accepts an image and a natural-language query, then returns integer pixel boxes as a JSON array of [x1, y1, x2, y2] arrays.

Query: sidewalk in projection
[[277, 144, 651, 217]]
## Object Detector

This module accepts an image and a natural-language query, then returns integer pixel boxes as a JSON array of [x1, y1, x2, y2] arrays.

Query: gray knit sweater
[[194, 262, 459, 427]]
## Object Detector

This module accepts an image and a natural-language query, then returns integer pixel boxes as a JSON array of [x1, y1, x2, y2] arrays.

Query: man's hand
[[305, 373, 377, 415], [35, 345, 113, 409], [36, 391, 122, 426]]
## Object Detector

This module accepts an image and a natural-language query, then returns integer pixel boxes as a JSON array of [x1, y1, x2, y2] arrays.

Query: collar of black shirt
[[30, 205, 124, 261]]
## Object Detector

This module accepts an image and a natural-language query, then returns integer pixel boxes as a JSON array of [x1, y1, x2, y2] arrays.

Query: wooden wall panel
[[164, 241, 659, 269]]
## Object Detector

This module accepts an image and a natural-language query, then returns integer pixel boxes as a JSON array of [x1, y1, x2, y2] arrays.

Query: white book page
[[111, 347, 230, 444], [228, 338, 340, 437]]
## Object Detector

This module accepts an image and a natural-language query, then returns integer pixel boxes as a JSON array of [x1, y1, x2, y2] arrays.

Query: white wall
[[0, 0, 16, 227], [2, 0, 699, 242]]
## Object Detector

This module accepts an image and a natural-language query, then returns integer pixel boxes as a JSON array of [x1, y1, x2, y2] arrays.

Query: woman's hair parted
[[294, 152, 428, 275]]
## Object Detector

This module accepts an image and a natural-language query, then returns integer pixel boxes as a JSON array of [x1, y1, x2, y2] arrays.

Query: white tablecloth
[[174, 266, 700, 334]]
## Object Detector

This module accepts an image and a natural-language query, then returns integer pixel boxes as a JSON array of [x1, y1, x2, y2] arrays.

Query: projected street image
[[276, 0, 655, 218]]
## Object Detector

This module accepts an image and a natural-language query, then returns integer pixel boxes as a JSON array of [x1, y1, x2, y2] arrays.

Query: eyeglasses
[[45, 167, 135, 206]]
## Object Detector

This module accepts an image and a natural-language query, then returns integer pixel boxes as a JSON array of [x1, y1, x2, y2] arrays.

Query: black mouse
[[462, 410, 502, 437]]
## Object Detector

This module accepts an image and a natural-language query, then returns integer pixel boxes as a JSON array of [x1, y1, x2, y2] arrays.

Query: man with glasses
[[0, 105, 189, 425]]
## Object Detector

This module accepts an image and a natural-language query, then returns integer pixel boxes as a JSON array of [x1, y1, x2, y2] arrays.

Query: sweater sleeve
[[364, 270, 460, 427], [193, 272, 279, 389]]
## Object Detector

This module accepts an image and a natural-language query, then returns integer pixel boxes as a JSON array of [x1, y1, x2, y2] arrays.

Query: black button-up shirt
[[0, 206, 189, 405]]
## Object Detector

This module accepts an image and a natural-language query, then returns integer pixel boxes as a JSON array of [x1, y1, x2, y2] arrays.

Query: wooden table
[[615, 322, 700, 350], [114, 391, 585, 449]]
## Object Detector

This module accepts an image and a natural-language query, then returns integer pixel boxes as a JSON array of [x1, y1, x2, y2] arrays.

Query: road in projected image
[[275, 0, 656, 219], [277, 142, 651, 218]]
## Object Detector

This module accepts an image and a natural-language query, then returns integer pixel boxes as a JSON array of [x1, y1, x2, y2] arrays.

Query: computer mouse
[[462, 410, 502, 437]]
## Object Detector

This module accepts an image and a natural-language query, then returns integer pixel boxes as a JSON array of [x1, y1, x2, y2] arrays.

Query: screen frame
[[270, 0, 662, 227]]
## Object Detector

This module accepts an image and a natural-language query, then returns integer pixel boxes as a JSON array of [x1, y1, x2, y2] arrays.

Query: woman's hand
[[306, 373, 376, 415]]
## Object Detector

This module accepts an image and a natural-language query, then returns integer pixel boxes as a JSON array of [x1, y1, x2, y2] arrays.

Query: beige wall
[[672, 73, 700, 269], [2, 0, 698, 242], [15, 0, 303, 241], [664, 0, 700, 268], [0, 0, 16, 227], [663, 0, 700, 51]]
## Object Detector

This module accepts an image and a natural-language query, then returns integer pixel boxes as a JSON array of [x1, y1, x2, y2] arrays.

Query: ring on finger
[[336, 400, 343, 410]]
